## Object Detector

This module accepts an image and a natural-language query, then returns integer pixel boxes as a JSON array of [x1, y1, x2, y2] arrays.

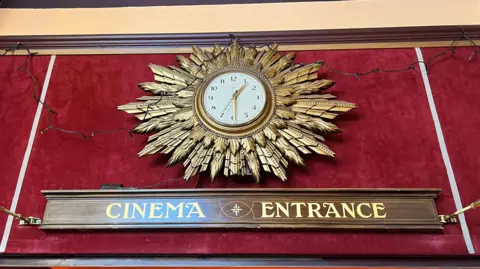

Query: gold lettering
[[357, 203, 372, 218], [290, 202, 306, 217], [106, 203, 121, 219], [165, 202, 184, 219], [372, 203, 387, 218], [149, 203, 164, 218], [341, 203, 356, 219], [131, 203, 147, 219], [307, 203, 323, 218], [323, 203, 341, 218], [186, 202, 206, 218], [275, 202, 290, 217], [261, 202, 275, 218], [123, 203, 130, 219]]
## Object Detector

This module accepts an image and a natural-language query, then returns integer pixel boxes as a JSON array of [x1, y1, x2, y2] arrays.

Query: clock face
[[203, 71, 267, 126]]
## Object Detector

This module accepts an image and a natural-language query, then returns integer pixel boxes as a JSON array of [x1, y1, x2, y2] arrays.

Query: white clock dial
[[203, 72, 266, 126]]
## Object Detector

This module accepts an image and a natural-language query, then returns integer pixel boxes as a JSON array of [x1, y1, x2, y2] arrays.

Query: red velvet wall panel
[[0, 49, 472, 255], [0, 56, 50, 239], [421, 47, 480, 253]]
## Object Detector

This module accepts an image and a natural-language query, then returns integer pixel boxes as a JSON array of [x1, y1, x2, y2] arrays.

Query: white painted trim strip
[[0, 55, 56, 253], [415, 48, 475, 254]]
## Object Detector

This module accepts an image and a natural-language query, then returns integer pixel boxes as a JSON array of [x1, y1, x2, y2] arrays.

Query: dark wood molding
[[1, 254, 480, 268], [42, 187, 442, 195], [0, 26, 479, 51], [41, 188, 444, 231], [1, 0, 339, 9]]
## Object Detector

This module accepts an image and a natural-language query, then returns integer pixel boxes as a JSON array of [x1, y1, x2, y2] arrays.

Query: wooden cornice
[[0, 26, 479, 52]]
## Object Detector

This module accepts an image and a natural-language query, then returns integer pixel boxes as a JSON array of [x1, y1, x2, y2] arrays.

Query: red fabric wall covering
[[0, 49, 474, 255], [421, 47, 480, 253], [0, 56, 50, 240]]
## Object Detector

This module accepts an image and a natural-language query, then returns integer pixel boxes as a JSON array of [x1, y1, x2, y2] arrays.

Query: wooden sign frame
[[41, 188, 444, 231]]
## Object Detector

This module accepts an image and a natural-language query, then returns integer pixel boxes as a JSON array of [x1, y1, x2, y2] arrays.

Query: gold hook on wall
[[0, 205, 41, 226], [439, 199, 480, 224]]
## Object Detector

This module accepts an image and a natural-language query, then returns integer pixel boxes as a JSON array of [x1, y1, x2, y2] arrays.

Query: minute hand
[[233, 83, 249, 99]]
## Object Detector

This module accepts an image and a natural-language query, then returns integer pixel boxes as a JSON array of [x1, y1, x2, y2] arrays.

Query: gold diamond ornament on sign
[[118, 40, 356, 182]]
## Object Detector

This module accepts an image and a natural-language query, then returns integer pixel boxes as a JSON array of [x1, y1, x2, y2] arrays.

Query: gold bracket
[[0, 205, 41, 226], [439, 199, 480, 224]]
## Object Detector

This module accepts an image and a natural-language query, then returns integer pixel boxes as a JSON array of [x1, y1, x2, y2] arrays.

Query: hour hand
[[233, 97, 237, 122]]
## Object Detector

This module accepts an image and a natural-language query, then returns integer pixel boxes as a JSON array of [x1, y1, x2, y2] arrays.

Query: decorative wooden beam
[[1, 26, 479, 51], [41, 188, 448, 231]]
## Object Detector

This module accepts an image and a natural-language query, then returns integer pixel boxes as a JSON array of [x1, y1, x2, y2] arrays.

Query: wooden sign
[[41, 189, 445, 231]]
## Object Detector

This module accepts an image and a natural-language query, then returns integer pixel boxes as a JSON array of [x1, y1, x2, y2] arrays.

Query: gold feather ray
[[118, 40, 356, 182]]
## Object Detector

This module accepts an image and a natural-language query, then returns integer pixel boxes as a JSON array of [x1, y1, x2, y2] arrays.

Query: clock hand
[[233, 83, 249, 99], [233, 97, 237, 122], [220, 98, 233, 117], [220, 93, 236, 117]]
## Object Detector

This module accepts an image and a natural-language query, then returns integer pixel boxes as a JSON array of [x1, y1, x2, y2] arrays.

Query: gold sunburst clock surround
[[118, 40, 356, 182]]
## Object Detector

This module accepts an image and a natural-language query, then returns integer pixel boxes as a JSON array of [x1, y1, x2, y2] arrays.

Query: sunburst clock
[[118, 40, 356, 182]]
